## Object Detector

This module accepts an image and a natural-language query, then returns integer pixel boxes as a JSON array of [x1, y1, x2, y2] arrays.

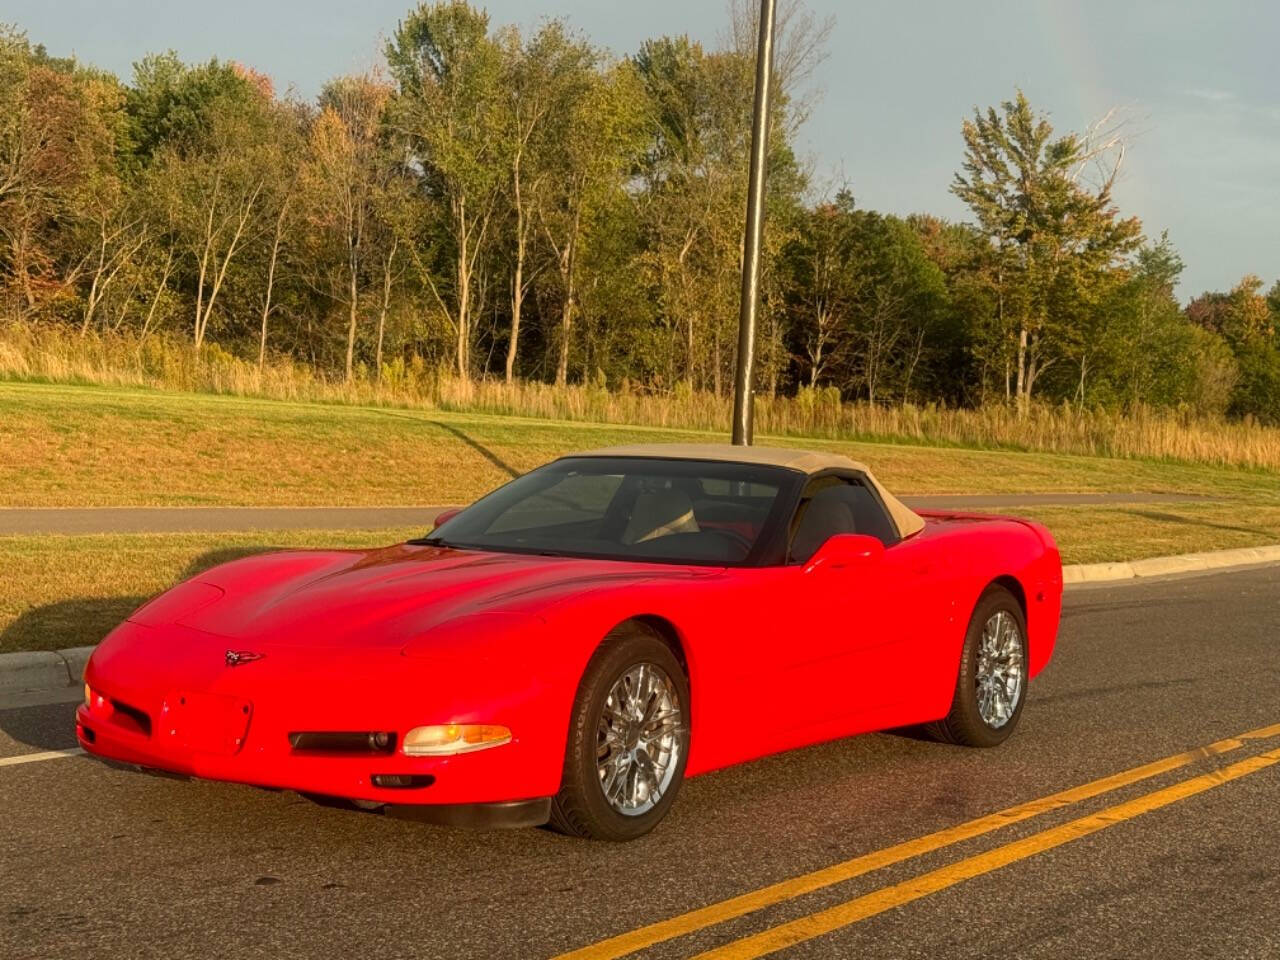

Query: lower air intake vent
[[112, 698, 152, 737], [372, 774, 435, 790], [288, 731, 397, 754]]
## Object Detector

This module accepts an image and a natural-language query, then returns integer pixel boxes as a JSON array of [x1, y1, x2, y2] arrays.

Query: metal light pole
[[730, 0, 777, 446]]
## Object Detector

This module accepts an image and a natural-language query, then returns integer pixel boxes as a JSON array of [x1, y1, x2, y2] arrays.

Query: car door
[[764, 474, 940, 733]]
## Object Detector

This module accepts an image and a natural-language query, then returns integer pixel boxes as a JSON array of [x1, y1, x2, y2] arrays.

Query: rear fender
[[918, 513, 1062, 683]]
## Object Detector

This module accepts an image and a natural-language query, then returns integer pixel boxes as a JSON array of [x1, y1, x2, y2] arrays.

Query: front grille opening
[[110, 698, 152, 737], [288, 731, 397, 754], [78, 723, 96, 744], [371, 774, 435, 790]]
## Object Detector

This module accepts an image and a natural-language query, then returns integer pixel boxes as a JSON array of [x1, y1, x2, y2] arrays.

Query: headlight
[[83, 684, 110, 714], [402, 724, 511, 756]]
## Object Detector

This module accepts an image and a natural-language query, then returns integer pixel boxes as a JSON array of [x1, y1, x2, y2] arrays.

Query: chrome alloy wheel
[[975, 610, 1024, 728], [596, 663, 683, 816]]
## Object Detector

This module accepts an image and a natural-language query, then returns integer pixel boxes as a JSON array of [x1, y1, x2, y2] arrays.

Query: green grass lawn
[[6, 380, 1280, 505], [972, 502, 1280, 565], [3, 380, 1280, 654], [0, 528, 423, 654]]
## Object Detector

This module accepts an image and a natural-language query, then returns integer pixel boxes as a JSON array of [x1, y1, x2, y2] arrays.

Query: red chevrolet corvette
[[78, 444, 1062, 840]]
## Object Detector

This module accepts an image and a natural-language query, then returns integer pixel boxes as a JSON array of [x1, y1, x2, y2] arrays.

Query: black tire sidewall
[[560, 629, 690, 841], [953, 587, 1029, 747]]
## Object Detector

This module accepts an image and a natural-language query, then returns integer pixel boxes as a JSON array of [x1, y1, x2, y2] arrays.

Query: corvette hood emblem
[[225, 650, 265, 667]]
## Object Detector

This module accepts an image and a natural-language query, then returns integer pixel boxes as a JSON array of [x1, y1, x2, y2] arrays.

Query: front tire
[[550, 624, 689, 841], [928, 585, 1028, 747]]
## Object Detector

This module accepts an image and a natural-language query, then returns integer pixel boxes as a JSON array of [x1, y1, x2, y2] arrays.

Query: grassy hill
[[3, 379, 1279, 653], [7, 380, 1280, 506]]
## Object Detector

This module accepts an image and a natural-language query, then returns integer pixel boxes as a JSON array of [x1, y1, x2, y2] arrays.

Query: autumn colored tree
[[0, 8, 1275, 429], [0, 29, 120, 317], [298, 75, 396, 381]]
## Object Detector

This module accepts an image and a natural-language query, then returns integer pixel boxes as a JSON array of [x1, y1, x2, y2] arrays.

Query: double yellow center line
[[555, 721, 1280, 960]]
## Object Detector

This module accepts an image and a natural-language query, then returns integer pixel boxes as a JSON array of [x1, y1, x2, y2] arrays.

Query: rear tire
[[927, 585, 1028, 747], [550, 624, 689, 841]]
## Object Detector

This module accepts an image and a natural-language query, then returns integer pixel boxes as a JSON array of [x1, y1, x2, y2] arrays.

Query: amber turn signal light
[[402, 724, 512, 756]]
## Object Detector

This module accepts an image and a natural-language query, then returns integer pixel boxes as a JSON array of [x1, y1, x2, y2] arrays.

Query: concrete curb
[[1062, 544, 1280, 584], [2, 545, 1277, 696], [0, 646, 94, 695]]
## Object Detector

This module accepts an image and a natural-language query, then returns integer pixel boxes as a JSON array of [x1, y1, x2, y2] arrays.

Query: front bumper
[[77, 622, 567, 817], [75, 703, 553, 824]]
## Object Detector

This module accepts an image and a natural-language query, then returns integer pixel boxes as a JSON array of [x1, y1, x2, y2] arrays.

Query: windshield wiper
[[407, 537, 574, 559]]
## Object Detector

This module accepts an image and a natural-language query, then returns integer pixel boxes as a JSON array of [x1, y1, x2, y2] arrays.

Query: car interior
[[787, 476, 900, 562], [463, 469, 780, 563], [443, 463, 899, 567]]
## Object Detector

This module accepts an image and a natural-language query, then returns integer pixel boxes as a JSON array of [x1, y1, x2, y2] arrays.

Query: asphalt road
[[2, 566, 1278, 960], [0, 493, 1213, 535]]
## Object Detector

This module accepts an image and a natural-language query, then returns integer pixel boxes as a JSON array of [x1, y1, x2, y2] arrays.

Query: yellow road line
[[0, 748, 83, 768], [553, 722, 1280, 960], [695, 745, 1280, 959]]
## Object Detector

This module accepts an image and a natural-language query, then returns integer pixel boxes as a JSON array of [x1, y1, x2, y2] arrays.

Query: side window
[[486, 473, 622, 534], [788, 475, 900, 562]]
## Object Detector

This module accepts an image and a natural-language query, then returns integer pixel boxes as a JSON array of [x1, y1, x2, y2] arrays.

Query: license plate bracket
[[161, 691, 253, 756]]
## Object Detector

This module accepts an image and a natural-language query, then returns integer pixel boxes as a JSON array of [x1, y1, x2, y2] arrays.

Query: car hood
[[164, 542, 706, 650]]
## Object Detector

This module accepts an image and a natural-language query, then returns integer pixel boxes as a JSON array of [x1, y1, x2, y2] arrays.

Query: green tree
[[1103, 233, 1189, 408], [538, 57, 647, 386], [387, 1, 505, 379], [1189, 276, 1280, 422], [494, 20, 597, 383], [786, 194, 858, 388], [139, 59, 277, 351], [952, 91, 1142, 411], [249, 98, 307, 368], [781, 199, 947, 403], [634, 36, 803, 394], [908, 213, 992, 404], [299, 74, 395, 381], [126, 53, 259, 162]]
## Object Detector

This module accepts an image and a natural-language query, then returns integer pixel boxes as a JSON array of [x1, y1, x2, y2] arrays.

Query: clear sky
[[9, 0, 1278, 297]]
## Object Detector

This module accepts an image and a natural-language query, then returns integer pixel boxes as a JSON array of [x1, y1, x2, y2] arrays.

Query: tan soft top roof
[[564, 443, 925, 539]]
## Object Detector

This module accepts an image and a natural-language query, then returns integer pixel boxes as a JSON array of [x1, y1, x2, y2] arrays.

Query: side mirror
[[804, 533, 885, 573], [431, 507, 462, 530]]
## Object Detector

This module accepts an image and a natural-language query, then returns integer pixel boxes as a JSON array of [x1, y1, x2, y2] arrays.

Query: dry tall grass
[[5, 323, 1280, 471]]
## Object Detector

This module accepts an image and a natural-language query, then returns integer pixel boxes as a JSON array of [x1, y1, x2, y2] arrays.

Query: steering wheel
[[702, 527, 755, 557]]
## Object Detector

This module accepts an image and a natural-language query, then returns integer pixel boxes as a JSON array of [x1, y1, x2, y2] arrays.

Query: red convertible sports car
[[78, 444, 1062, 840]]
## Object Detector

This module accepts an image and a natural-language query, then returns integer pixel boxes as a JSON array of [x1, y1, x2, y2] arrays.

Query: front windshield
[[422, 457, 793, 565]]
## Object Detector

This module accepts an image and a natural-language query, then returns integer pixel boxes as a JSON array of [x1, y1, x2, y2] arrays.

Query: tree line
[[2, 2, 1278, 421]]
